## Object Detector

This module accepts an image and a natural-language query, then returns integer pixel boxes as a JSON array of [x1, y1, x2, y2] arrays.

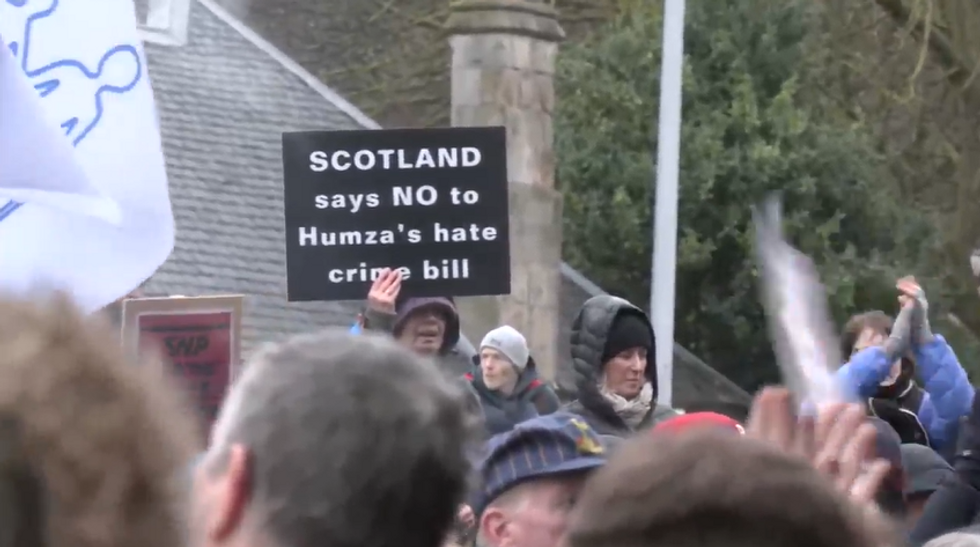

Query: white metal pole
[[651, 0, 686, 408]]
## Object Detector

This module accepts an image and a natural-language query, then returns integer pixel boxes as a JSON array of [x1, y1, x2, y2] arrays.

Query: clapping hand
[[897, 276, 933, 344]]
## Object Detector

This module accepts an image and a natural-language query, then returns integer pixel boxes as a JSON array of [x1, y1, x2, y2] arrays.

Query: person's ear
[[207, 444, 252, 542], [480, 506, 511, 547]]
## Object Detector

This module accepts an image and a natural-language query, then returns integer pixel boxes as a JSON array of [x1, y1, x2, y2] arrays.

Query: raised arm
[[835, 304, 914, 399], [361, 268, 401, 334], [899, 277, 973, 447]]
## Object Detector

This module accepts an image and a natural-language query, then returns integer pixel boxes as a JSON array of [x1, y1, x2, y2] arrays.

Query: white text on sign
[[308, 147, 482, 172], [325, 259, 471, 283]]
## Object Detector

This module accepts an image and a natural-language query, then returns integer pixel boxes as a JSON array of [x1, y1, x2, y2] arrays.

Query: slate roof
[[142, 0, 370, 350], [141, 0, 748, 408]]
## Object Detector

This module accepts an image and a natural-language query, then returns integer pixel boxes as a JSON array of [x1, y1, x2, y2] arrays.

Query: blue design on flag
[[0, 0, 143, 222]]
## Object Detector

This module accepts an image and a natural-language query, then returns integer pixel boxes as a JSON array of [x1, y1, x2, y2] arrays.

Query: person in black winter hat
[[562, 295, 678, 437]]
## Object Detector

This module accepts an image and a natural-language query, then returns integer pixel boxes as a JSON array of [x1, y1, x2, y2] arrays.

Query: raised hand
[[812, 403, 890, 503], [366, 268, 401, 314], [746, 387, 891, 507], [897, 276, 933, 344]]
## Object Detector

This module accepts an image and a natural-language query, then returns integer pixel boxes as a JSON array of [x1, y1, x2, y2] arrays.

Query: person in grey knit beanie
[[464, 326, 560, 436], [480, 326, 530, 380]]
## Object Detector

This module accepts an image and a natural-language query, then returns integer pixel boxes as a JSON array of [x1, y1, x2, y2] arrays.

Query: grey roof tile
[[142, 0, 365, 352], [141, 0, 749, 409]]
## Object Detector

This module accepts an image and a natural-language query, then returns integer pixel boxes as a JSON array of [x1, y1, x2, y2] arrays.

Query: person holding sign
[[360, 268, 482, 418], [836, 277, 972, 452], [361, 268, 472, 371]]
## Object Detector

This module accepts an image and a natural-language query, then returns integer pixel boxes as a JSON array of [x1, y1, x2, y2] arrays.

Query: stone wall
[[447, 0, 565, 379]]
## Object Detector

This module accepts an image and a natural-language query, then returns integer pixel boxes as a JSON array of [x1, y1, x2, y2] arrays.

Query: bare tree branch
[[873, 0, 979, 96]]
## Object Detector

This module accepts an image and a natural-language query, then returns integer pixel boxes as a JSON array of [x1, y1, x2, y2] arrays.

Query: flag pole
[[651, 0, 686, 408]]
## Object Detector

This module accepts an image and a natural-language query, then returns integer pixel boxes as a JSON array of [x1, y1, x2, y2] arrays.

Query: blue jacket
[[836, 335, 973, 450]]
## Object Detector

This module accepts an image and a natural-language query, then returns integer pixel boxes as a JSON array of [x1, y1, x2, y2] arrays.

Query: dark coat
[[362, 303, 471, 376], [467, 372, 539, 436], [867, 379, 931, 447], [361, 304, 482, 419], [465, 357, 561, 435], [561, 295, 677, 437], [907, 389, 980, 545]]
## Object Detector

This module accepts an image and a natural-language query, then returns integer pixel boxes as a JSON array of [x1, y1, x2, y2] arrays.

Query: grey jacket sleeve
[[362, 307, 397, 334], [884, 305, 914, 362], [911, 289, 935, 345]]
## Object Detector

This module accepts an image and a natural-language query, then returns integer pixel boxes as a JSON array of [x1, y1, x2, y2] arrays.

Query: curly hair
[[0, 294, 200, 547], [840, 311, 893, 357]]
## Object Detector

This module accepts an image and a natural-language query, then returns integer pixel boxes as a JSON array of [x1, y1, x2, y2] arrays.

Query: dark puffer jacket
[[561, 295, 677, 437], [465, 355, 561, 435]]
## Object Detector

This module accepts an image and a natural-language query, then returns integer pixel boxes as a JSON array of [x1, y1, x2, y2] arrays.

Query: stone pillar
[[446, 0, 565, 380]]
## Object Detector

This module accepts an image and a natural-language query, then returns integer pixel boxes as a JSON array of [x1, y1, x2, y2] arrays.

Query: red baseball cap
[[653, 412, 745, 435]]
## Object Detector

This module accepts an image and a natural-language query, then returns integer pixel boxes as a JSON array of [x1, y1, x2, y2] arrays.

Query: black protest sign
[[282, 126, 510, 302]]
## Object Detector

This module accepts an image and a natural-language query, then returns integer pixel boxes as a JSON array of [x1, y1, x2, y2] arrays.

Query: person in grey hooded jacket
[[562, 295, 677, 437], [465, 325, 560, 435], [360, 268, 472, 376], [359, 268, 481, 419]]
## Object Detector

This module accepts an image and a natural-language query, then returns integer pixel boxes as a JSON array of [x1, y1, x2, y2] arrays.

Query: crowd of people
[[2, 271, 980, 547]]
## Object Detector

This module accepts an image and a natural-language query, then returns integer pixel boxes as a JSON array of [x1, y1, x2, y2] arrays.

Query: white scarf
[[600, 382, 653, 428]]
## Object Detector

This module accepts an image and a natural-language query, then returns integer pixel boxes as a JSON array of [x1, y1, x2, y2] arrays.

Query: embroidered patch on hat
[[571, 418, 604, 455]]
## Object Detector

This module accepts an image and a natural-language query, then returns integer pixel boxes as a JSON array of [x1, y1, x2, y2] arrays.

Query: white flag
[[0, 41, 120, 222], [0, 0, 174, 312], [753, 196, 847, 405]]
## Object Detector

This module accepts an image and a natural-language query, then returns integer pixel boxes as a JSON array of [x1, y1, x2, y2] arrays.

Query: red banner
[[137, 311, 233, 432]]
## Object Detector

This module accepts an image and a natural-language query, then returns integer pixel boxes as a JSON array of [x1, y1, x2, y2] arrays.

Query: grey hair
[[925, 533, 980, 547], [207, 329, 475, 547]]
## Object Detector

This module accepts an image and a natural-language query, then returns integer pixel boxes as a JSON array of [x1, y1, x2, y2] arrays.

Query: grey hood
[[568, 295, 659, 430]]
